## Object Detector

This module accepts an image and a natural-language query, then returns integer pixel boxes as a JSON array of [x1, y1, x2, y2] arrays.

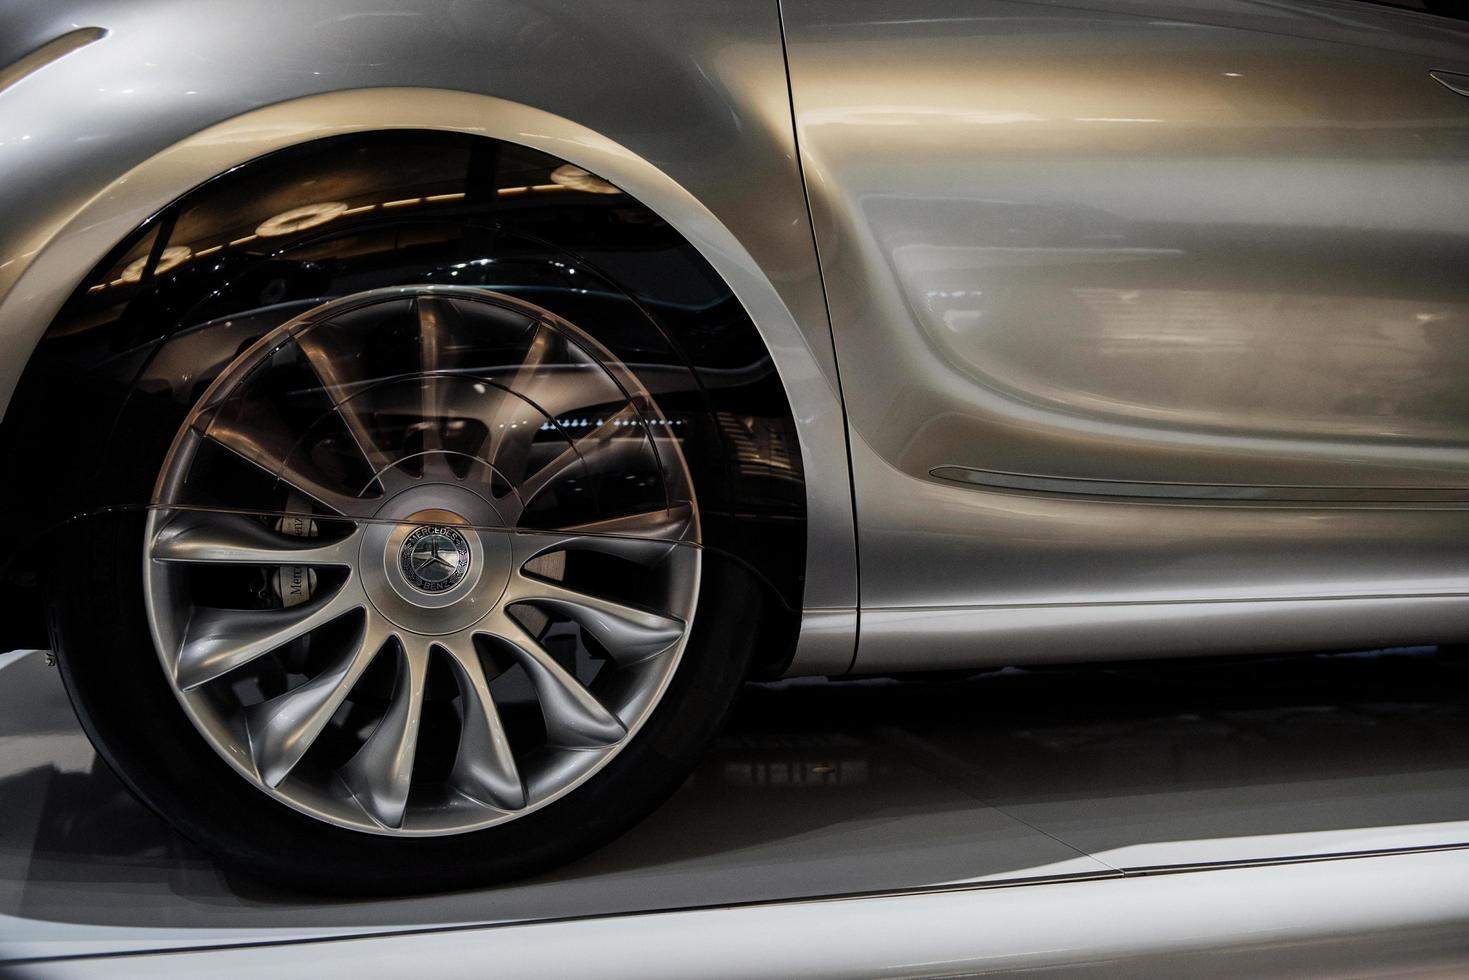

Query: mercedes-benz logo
[[399, 525, 472, 594]]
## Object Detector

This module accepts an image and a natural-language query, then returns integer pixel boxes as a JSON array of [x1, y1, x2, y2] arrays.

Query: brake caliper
[[271, 512, 318, 607]]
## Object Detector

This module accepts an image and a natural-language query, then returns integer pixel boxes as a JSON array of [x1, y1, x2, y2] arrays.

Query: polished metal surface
[[1432, 70, 1469, 98], [859, 594, 1469, 673], [788, 0, 1469, 486], [4, 0, 1469, 680], [930, 463, 1469, 503], [0, 27, 104, 96], [781, 0, 1469, 666], [143, 288, 701, 834], [4, 645, 1469, 971], [0, 1, 857, 661]]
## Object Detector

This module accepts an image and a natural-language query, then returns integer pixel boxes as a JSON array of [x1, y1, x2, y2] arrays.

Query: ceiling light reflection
[[548, 164, 622, 195], [256, 201, 349, 238], [120, 245, 192, 283]]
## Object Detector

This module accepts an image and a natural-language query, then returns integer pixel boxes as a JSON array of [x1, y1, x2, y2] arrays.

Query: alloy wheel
[[142, 287, 700, 835]]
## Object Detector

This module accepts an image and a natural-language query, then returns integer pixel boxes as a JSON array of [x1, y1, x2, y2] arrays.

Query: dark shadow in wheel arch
[[0, 130, 805, 674]]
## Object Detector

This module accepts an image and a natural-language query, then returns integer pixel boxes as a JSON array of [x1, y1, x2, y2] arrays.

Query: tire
[[48, 287, 760, 894]]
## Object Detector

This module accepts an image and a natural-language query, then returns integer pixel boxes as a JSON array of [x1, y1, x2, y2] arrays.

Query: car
[[0, 0, 1466, 892]]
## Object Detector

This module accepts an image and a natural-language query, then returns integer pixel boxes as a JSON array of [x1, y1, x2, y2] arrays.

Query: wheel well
[[0, 130, 805, 672]]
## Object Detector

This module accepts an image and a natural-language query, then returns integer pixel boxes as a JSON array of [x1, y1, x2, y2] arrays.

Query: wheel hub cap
[[401, 525, 471, 593], [361, 487, 512, 635]]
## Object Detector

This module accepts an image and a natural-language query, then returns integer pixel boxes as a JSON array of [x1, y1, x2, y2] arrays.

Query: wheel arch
[[0, 89, 856, 674]]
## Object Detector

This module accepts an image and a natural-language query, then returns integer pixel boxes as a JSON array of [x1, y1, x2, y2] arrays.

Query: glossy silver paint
[[0, 0, 856, 673], [783, 0, 1469, 669], [3, 0, 1468, 674]]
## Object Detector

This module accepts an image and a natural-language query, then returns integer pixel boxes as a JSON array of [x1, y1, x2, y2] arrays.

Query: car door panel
[[783, 0, 1469, 640]]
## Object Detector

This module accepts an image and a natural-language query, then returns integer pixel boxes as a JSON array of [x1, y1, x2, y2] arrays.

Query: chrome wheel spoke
[[444, 643, 525, 810], [480, 326, 553, 485], [344, 640, 428, 829], [509, 576, 685, 666], [294, 332, 394, 476], [151, 511, 359, 566], [201, 418, 366, 516], [493, 628, 626, 748], [175, 589, 361, 691], [246, 621, 388, 786], [415, 295, 452, 456], [374, 464, 422, 497], [516, 404, 647, 509], [516, 504, 694, 565]]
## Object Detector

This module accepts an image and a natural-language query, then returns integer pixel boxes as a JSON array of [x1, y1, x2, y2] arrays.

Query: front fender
[[0, 1, 858, 668]]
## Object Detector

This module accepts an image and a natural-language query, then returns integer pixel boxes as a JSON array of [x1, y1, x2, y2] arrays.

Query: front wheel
[[51, 287, 760, 892]]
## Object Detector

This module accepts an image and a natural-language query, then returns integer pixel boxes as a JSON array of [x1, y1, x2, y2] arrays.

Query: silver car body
[[1, 0, 1466, 675]]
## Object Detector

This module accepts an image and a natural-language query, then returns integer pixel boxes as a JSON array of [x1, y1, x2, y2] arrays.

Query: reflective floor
[[3, 646, 1469, 966]]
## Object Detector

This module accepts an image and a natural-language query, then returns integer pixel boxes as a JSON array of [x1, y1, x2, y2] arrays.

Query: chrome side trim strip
[[856, 594, 1469, 672], [1431, 70, 1469, 98], [930, 464, 1469, 504], [0, 28, 107, 97]]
